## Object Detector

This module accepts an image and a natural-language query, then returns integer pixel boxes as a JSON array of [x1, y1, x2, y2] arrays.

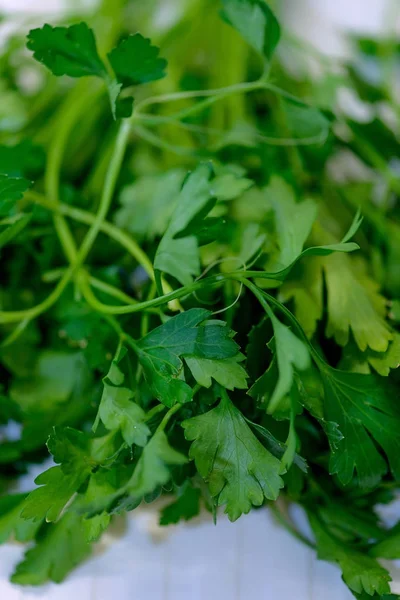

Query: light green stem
[[0, 121, 131, 325], [26, 191, 158, 284], [45, 86, 94, 264]]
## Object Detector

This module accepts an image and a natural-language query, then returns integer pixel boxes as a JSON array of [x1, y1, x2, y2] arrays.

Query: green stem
[[77, 272, 224, 315], [26, 191, 155, 282], [270, 503, 316, 550], [144, 404, 166, 422], [0, 121, 131, 325], [239, 278, 325, 368], [156, 403, 182, 432], [45, 87, 93, 264], [134, 79, 265, 114]]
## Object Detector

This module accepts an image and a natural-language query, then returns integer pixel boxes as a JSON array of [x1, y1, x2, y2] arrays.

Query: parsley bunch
[[0, 1, 400, 597]]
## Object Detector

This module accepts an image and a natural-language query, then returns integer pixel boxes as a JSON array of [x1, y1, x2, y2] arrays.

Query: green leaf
[[282, 97, 330, 141], [94, 345, 150, 447], [159, 483, 202, 526], [269, 177, 318, 270], [249, 313, 311, 414], [221, 0, 281, 61], [371, 521, 400, 559], [255, 209, 361, 283], [320, 367, 400, 488], [280, 258, 324, 338], [309, 513, 392, 597], [0, 494, 41, 543], [21, 428, 116, 523], [367, 333, 400, 375], [0, 140, 45, 177], [21, 428, 96, 522], [182, 390, 284, 521], [340, 334, 400, 377], [185, 353, 248, 390], [135, 308, 239, 407], [154, 164, 214, 287], [115, 169, 186, 241], [27, 23, 106, 78], [108, 33, 167, 87], [11, 512, 92, 585], [0, 213, 31, 250], [126, 430, 187, 498], [82, 512, 111, 542], [0, 174, 31, 217], [107, 79, 134, 120], [247, 420, 308, 473], [324, 253, 393, 352], [10, 351, 90, 412], [211, 171, 254, 200]]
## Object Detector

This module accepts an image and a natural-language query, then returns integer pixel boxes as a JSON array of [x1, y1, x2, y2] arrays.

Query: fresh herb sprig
[[0, 1, 400, 597]]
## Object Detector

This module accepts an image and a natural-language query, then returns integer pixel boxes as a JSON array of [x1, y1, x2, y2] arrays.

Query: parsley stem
[[144, 404, 166, 422], [270, 503, 316, 550], [157, 403, 182, 432], [45, 85, 96, 265], [239, 278, 326, 368], [76, 272, 224, 315], [26, 191, 154, 282], [134, 79, 265, 113], [0, 121, 131, 325]]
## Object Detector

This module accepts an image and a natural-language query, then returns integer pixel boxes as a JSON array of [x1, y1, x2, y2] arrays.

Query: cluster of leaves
[[0, 0, 400, 597]]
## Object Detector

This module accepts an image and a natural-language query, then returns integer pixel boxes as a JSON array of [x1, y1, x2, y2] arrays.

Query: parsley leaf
[[0, 494, 41, 544], [324, 253, 393, 352], [221, 0, 281, 61], [115, 169, 186, 241], [108, 33, 167, 86], [21, 427, 114, 522], [135, 308, 239, 407], [11, 512, 92, 585], [249, 312, 311, 414], [268, 176, 318, 270], [27, 23, 106, 78], [159, 482, 202, 526], [153, 164, 214, 288], [94, 345, 150, 447], [126, 430, 187, 498], [309, 513, 392, 597], [182, 390, 284, 521], [320, 367, 400, 487], [0, 174, 31, 217], [27, 24, 166, 120], [185, 353, 248, 390]]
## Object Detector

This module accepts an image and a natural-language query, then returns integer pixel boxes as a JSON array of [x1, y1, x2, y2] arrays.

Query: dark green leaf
[[135, 308, 239, 407], [321, 367, 400, 487], [182, 390, 284, 521], [159, 483, 201, 526], [27, 23, 106, 78], [108, 33, 167, 86]]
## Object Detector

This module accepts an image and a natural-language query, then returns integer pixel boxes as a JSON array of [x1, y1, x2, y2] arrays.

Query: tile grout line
[[235, 516, 243, 600], [308, 547, 315, 600]]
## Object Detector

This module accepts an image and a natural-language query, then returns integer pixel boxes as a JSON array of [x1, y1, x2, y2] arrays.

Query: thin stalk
[[270, 503, 316, 550], [156, 403, 182, 433], [134, 79, 265, 113], [0, 121, 131, 325], [45, 86, 95, 264], [144, 404, 167, 422], [27, 191, 155, 282]]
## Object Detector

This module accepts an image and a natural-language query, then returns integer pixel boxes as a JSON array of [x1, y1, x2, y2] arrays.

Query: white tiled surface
[[0, 508, 355, 600]]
